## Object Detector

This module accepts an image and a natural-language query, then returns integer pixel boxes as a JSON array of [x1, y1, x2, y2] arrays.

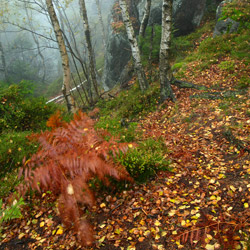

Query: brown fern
[[46, 110, 66, 129], [17, 111, 134, 246], [175, 210, 250, 249]]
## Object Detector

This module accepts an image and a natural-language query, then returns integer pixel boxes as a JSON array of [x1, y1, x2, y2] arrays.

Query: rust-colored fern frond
[[174, 210, 250, 249], [46, 110, 66, 130], [17, 111, 134, 246]]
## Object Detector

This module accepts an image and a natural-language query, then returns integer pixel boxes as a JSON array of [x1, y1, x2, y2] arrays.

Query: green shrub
[[139, 25, 162, 64], [0, 132, 38, 177], [96, 117, 138, 142], [116, 138, 171, 182], [219, 0, 250, 30], [0, 197, 24, 225], [237, 76, 250, 89], [96, 84, 160, 141], [218, 60, 235, 71], [0, 171, 21, 199], [0, 84, 57, 132]]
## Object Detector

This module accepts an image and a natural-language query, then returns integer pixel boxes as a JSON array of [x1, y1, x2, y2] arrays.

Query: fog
[[0, 0, 115, 96]]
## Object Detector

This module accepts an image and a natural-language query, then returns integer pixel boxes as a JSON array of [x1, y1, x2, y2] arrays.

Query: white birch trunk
[[159, 0, 175, 101], [119, 0, 149, 91], [45, 0, 75, 112], [139, 0, 152, 38]]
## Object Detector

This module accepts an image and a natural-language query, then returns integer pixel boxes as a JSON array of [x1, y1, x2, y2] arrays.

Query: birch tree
[[139, 0, 152, 38], [119, 0, 149, 91], [45, 0, 75, 112], [79, 0, 99, 98], [159, 0, 175, 101]]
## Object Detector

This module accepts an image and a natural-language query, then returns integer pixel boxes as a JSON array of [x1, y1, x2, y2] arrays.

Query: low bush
[[0, 132, 38, 177], [0, 197, 24, 225], [0, 84, 57, 133], [116, 138, 171, 182]]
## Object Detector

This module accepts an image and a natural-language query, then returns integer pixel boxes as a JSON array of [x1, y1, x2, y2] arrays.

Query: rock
[[213, 0, 239, 37], [102, 0, 208, 90]]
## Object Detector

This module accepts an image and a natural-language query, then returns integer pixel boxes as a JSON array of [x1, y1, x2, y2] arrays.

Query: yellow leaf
[[56, 228, 63, 235], [99, 236, 105, 243], [18, 233, 25, 239], [128, 144, 133, 148], [155, 234, 160, 240], [154, 220, 161, 226], [230, 185, 236, 192], [168, 210, 176, 216], [205, 244, 215, 250], [181, 220, 186, 226], [210, 195, 216, 200], [40, 221, 45, 227], [244, 203, 249, 208], [100, 203, 106, 208]]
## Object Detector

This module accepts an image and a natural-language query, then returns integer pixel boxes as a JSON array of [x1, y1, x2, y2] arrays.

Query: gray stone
[[102, 0, 207, 90], [213, 0, 239, 37]]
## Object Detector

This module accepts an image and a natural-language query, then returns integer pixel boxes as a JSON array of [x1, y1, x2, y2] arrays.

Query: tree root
[[172, 78, 207, 90]]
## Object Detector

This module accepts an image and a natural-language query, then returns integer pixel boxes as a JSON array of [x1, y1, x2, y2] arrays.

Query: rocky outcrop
[[102, 0, 207, 90], [213, 0, 239, 37]]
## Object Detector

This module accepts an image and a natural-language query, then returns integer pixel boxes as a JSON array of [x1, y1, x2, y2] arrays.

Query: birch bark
[[139, 0, 152, 38], [159, 0, 175, 102], [119, 0, 149, 91], [45, 0, 75, 112]]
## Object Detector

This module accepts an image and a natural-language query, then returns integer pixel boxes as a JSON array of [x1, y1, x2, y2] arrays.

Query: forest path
[[1, 59, 250, 250]]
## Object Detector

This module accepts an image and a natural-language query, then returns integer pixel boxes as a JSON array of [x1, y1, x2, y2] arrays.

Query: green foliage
[[237, 76, 250, 89], [0, 84, 57, 132], [96, 84, 160, 141], [96, 117, 138, 142], [98, 83, 160, 120], [139, 25, 162, 64], [218, 60, 235, 71], [219, 0, 250, 29], [116, 138, 171, 182], [171, 21, 215, 62], [0, 131, 38, 177], [0, 171, 21, 199], [0, 197, 24, 225]]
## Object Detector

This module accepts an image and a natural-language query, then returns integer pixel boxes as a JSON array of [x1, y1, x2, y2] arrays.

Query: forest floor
[[1, 30, 250, 250]]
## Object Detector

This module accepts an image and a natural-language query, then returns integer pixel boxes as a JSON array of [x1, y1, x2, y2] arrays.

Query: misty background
[[0, 0, 115, 97]]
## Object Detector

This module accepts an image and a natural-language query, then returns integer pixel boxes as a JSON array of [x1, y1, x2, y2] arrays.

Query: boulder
[[213, 0, 239, 37], [102, 0, 207, 90]]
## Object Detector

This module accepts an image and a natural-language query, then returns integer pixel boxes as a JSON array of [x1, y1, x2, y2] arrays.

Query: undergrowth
[[16, 111, 135, 246], [96, 83, 160, 142], [116, 138, 171, 183]]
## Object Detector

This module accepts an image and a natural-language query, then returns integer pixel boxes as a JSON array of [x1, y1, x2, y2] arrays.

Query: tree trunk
[[119, 0, 149, 92], [95, 0, 107, 49], [79, 0, 99, 99], [139, 0, 152, 38], [159, 0, 175, 102], [45, 0, 75, 112], [0, 40, 7, 82]]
